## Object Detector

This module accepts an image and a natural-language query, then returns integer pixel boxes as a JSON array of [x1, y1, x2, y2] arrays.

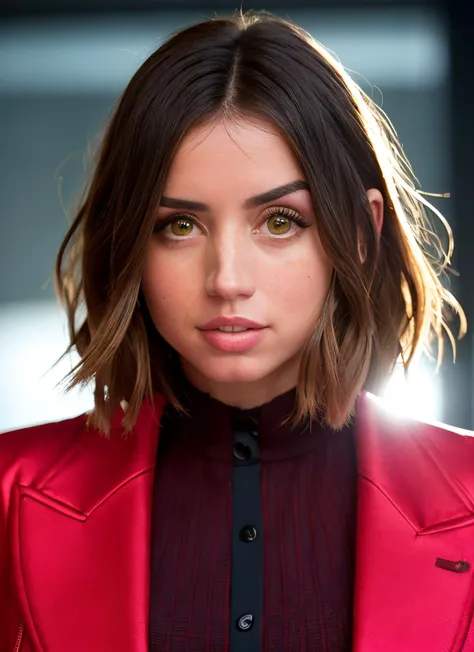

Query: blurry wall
[[0, 7, 455, 430]]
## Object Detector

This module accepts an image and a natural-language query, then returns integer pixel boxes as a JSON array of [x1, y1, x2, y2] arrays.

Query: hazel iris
[[171, 219, 194, 236], [267, 215, 291, 235]]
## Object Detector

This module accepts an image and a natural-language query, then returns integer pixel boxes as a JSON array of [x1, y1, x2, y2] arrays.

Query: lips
[[198, 317, 267, 352], [199, 316, 266, 331]]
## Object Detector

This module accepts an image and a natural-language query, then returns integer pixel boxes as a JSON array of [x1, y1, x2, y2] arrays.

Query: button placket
[[229, 427, 263, 650]]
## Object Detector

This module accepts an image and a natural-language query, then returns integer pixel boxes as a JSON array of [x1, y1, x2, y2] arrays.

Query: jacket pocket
[[12, 624, 23, 652]]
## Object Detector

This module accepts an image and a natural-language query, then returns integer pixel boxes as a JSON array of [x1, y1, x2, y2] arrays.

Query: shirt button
[[233, 442, 252, 461], [239, 525, 258, 542], [236, 614, 254, 631]]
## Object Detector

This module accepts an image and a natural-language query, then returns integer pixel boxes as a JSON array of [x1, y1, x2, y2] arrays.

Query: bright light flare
[[381, 360, 443, 422]]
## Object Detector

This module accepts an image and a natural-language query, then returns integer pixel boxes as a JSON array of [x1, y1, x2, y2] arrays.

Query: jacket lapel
[[11, 396, 165, 652], [353, 392, 474, 651]]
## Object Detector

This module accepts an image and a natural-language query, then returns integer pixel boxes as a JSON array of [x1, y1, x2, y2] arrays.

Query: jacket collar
[[32, 394, 166, 517], [33, 390, 474, 531], [355, 391, 474, 534]]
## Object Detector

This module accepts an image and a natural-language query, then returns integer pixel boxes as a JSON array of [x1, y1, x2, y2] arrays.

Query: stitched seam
[[28, 467, 154, 517], [18, 486, 87, 521], [359, 475, 418, 534], [14, 486, 46, 652], [87, 467, 154, 515], [360, 475, 474, 536], [419, 516, 474, 536]]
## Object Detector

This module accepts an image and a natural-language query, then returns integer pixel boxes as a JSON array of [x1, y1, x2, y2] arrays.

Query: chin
[[191, 356, 276, 386]]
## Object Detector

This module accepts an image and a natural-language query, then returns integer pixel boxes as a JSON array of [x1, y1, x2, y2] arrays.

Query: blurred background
[[0, 0, 472, 432]]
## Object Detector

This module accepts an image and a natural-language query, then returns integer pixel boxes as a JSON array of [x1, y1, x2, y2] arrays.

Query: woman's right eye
[[153, 215, 200, 239], [169, 218, 195, 237]]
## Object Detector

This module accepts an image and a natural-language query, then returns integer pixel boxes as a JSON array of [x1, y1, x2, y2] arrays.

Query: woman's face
[[142, 119, 333, 407]]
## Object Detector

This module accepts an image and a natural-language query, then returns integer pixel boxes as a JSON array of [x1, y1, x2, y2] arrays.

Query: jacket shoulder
[[358, 391, 474, 497], [0, 414, 87, 486], [359, 391, 474, 440]]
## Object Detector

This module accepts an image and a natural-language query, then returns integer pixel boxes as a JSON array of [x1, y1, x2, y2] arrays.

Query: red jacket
[[1, 391, 474, 652]]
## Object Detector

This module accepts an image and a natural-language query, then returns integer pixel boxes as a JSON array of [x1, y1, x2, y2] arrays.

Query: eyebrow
[[159, 180, 310, 211]]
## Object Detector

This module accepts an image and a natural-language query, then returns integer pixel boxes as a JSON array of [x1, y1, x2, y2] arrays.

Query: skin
[[142, 119, 383, 408]]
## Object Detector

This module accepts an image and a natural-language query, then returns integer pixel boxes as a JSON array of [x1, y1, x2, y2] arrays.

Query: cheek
[[271, 245, 332, 312], [141, 248, 205, 340], [141, 254, 183, 327]]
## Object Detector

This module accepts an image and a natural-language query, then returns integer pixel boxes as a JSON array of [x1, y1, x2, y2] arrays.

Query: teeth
[[217, 326, 249, 332]]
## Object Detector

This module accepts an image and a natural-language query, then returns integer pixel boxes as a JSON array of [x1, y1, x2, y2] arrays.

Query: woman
[[0, 11, 472, 652]]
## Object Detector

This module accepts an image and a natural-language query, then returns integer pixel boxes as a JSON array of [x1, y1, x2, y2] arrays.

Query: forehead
[[163, 118, 305, 199]]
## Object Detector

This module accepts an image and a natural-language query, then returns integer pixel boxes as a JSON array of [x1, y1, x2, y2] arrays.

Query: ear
[[366, 188, 384, 234], [358, 189, 384, 263]]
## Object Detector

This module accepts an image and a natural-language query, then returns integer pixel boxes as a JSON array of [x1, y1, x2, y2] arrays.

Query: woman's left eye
[[266, 214, 293, 235], [259, 208, 311, 237]]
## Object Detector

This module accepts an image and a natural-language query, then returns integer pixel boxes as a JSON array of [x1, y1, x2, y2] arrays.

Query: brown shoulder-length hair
[[55, 11, 466, 434]]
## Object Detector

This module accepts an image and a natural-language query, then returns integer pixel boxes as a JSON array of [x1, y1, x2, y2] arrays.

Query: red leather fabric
[[1, 392, 473, 651]]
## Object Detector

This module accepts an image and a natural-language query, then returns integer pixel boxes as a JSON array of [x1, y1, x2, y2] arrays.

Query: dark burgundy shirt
[[149, 385, 358, 651]]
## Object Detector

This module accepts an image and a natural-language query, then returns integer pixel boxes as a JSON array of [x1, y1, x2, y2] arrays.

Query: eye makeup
[[152, 205, 312, 242]]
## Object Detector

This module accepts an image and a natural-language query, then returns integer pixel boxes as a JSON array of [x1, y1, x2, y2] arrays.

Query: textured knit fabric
[[148, 384, 358, 651]]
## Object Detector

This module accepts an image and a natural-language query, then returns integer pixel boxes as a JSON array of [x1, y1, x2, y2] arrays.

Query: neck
[[180, 360, 298, 410]]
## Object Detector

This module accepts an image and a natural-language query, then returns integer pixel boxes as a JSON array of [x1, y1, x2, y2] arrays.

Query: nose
[[205, 230, 256, 301]]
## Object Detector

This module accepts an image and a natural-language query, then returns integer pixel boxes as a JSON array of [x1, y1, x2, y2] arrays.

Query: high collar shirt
[[148, 384, 358, 651]]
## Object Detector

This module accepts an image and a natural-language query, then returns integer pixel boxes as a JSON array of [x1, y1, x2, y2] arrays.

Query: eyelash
[[153, 206, 311, 241]]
